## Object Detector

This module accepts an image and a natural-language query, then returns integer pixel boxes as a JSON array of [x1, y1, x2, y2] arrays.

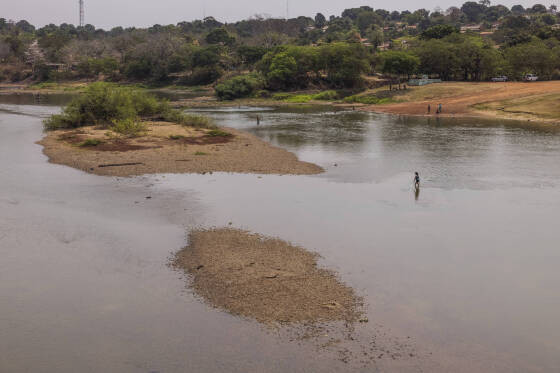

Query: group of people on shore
[[427, 103, 443, 114]]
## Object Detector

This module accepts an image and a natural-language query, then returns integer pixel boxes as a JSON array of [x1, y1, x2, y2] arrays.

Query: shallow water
[[2, 103, 560, 372]]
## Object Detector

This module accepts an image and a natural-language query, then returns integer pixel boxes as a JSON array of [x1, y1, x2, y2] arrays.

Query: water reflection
[[190, 106, 560, 188]]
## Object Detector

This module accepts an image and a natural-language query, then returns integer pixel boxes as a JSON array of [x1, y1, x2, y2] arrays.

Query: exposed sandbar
[[173, 228, 362, 325], [38, 122, 323, 176]]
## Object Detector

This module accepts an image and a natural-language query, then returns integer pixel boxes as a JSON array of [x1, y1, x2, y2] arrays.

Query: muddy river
[[1, 101, 560, 372]]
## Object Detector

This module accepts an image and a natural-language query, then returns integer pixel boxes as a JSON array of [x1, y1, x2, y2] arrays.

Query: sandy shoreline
[[38, 122, 323, 177]]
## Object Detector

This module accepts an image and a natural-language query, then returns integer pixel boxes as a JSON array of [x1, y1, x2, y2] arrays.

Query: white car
[[524, 74, 538, 81], [491, 76, 508, 82]]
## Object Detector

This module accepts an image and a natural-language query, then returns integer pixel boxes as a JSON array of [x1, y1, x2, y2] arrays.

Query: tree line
[[1, 2, 559, 95]]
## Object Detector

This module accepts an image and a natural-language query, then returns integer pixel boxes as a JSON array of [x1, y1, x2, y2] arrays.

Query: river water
[[1, 100, 560, 372]]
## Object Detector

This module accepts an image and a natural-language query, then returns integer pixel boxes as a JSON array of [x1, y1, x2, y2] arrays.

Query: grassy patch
[[343, 95, 393, 105], [271, 90, 340, 103], [284, 94, 314, 103], [111, 118, 147, 137], [79, 138, 103, 147], [312, 90, 339, 100], [169, 134, 185, 140], [163, 111, 215, 128], [474, 93, 560, 120], [272, 93, 293, 101], [392, 82, 498, 103], [206, 129, 232, 137], [194, 151, 208, 155]]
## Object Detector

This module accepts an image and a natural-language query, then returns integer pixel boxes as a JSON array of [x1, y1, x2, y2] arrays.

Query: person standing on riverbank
[[427, 104, 431, 114], [438, 103, 442, 113], [414, 172, 420, 189]]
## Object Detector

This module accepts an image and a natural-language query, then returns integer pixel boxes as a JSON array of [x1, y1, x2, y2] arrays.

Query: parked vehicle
[[491, 76, 508, 82], [524, 74, 538, 81]]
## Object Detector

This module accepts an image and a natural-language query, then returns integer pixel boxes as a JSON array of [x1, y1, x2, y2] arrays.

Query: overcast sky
[[3, 0, 558, 29]]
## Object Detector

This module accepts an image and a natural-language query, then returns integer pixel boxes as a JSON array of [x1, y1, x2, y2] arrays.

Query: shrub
[[79, 139, 103, 147], [215, 73, 264, 100], [343, 95, 393, 104], [255, 90, 271, 98], [269, 91, 338, 103], [206, 129, 232, 137], [312, 90, 339, 100], [162, 111, 215, 128], [179, 66, 222, 86], [43, 82, 168, 130], [272, 93, 292, 100], [284, 94, 313, 103], [111, 118, 147, 137]]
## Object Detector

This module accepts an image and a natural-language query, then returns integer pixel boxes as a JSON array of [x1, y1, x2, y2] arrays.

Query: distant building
[[460, 24, 481, 33], [378, 42, 391, 51]]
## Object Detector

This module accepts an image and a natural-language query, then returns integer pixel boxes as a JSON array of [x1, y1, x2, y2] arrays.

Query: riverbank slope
[[363, 81, 560, 124]]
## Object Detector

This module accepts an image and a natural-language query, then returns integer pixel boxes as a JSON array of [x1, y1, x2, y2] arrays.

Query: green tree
[[265, 52, 298, 90], [356, 11, 380, 34], [215, 73, 264, 100], [421, 24, 458, 39], [314, 13, 326, 28], [380, 50, 420, 84], [415, 39, 460, 80], [511, 5, 525, 15], [319, 43, 369, 87], [505, 40, 560, 80], [205, 28, 235, 46], [461, 1, 486, 23]]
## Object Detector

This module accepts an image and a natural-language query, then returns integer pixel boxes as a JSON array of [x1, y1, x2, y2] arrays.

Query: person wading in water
[[414, 172, 420, 189]]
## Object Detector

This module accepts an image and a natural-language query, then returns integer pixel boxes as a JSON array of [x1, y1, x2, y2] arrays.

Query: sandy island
[[38, 122, 323, 177], [363, 81, 560, 124], [173, 228, 363, 325]]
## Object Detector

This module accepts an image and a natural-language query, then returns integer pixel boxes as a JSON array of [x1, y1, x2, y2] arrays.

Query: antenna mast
[[79, 0, 85, 27]]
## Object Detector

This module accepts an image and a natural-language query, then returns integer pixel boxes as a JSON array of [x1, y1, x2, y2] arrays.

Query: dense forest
[[1, 2, 560, 98]]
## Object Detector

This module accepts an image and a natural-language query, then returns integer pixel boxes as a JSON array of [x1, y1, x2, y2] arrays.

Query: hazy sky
[[3, 0, 558, 29]]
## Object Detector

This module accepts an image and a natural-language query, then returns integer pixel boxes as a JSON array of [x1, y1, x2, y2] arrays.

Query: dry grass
[[390, 82, 501, 102], [365, 81, 560, 124], [473, 93, 560, 121]]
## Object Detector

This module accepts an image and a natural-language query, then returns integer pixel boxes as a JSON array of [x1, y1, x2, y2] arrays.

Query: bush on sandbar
[[111, 118, 147, 137], [43, 82, 214, 130], [215, 73, 265, 101]]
